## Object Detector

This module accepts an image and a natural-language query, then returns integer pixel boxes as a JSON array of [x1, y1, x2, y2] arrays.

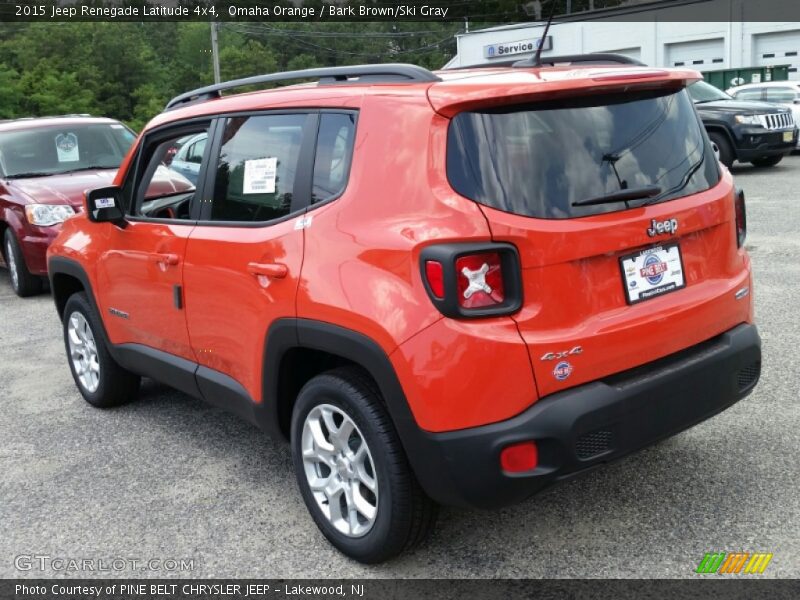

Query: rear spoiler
[[428, 68, 702, 117]]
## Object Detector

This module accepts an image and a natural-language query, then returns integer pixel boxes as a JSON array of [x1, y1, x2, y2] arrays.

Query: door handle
[[149, 253, 180, 266], [247, 262, 288, 279]]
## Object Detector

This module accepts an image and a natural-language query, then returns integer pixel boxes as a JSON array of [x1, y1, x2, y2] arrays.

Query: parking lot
[[1, 156, 798, 579]]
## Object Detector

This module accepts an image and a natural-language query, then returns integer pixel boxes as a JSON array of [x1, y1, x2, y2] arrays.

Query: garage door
[[666, 38, 725, 69], [753, 30, 800, 81]]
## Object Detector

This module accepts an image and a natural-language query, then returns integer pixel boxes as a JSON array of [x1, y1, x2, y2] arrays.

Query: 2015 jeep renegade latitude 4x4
[[48, 57, 761, 563]]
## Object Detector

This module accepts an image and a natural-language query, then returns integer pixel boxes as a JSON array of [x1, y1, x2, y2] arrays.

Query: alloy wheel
[[301, 403, 379, 537], [67, 311, 100, 393], [6, 239, 19, 291]]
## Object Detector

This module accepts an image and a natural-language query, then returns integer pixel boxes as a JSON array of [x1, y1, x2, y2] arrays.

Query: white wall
[[453, 1, 800, 79]]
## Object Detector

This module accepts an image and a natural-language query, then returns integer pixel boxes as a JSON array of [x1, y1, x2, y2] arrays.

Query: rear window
[[446, 88, 720, 219]]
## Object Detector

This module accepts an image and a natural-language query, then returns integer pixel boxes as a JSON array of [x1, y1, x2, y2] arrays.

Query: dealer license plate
[[784, 130, 793, 143], [620, 243, 686, 305]]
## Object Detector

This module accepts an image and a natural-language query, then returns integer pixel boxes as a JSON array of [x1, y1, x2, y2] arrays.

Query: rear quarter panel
[[297, 91, 538, 432], [297, 91, 490, 353]]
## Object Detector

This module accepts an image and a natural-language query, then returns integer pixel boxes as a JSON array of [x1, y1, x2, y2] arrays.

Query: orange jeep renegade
[[48, 56, 761, 563]]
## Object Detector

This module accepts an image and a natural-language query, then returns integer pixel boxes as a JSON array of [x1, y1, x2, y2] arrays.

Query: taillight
[[735, 188, 747, 248], [455, 252, 504, 308], [500, 441, 538, 473], [420, 243, 522, 318]]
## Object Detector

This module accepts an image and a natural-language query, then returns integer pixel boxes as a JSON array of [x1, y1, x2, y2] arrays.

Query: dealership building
[[446, 0, 800, 81]]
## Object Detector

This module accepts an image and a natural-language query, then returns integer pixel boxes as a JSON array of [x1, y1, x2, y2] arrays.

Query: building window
[[786, 51, 798, 57], [674, 61, 685, 66], [692, 60, 704, 64], [712, 58, 724, 63], [762, 53, 776, 58]]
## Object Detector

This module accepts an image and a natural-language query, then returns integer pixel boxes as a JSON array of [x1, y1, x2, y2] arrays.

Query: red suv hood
[[9, 169, 117, 207]]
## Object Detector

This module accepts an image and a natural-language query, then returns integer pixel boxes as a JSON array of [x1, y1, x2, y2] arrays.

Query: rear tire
[[750, 155, 783, 168], [290, 367, 437, 563], [63, 292, 140, 408], [708, 131, 734, 168], [4, 229, 43, 297]]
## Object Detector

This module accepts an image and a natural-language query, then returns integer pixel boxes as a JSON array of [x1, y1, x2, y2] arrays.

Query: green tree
[[0, 66, 23, 118], [219, 40, 279, 80], [18, 64, 94, 116]]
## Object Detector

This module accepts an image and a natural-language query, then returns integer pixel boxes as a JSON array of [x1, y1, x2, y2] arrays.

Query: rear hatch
[[437, 69, 752, 397]]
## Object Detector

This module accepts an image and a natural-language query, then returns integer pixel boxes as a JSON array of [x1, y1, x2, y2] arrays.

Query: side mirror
[[85, 186, 126, 227]]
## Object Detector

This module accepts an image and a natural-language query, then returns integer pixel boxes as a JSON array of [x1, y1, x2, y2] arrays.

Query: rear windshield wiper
[[572, 185, 662, 207]]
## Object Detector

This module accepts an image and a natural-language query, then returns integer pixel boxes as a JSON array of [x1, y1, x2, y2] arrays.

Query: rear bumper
[[408, 323, 761, 509]]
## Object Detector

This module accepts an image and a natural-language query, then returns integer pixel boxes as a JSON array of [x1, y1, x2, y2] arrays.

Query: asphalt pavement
[[1, 156, 798, 578]]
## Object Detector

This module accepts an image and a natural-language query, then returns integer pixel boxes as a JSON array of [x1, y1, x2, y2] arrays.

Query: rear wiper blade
[[572, 185, 662, 207]]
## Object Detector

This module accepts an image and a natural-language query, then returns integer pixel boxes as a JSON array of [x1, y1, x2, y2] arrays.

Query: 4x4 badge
[[540, 346, 582, 361], [647, 218, 678, 237]]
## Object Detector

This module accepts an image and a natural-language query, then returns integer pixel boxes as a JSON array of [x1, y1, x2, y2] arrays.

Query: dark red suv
[[0, 116, 137, 296]]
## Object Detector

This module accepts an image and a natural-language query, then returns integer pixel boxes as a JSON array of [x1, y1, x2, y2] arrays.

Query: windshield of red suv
[[0, 122, 136, 178], [446, 88, 720, 219]]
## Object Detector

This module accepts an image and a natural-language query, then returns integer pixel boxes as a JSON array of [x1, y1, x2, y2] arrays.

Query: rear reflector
[[500, 441, 538, 473], [455, 252, 505, 309], [424, 260, 445, 299]]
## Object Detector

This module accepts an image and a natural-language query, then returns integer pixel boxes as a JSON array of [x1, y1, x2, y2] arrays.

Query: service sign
[[620, 243, 686, 305], [483, 36, 552, 59]]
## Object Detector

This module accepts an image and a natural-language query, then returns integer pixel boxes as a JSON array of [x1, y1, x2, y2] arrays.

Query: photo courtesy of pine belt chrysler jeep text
[[46, 55, 762, 563]]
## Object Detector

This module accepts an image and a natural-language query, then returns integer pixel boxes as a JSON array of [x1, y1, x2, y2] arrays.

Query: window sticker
[[243, 157, 277, 194], [55, 133, 80, 162]]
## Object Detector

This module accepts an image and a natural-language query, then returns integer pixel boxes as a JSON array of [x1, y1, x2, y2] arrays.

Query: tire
[[750, 155, 783, 168], [3, 228, 43, 297], [708, 131, 734, 168], [62, 292, 141, 408], [290, 367, 438, 563]]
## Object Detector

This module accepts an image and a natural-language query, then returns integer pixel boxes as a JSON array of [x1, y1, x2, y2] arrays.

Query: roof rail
[[451, 53, 645, 70], [165, 63, 441, 111]]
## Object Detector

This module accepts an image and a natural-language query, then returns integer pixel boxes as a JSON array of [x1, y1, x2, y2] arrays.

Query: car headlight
[[24, 204, 76, 226], [735, 115, 762, 126]]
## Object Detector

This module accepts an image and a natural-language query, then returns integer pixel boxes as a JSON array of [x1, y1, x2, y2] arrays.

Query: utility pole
[[211, 21, 221, 84]]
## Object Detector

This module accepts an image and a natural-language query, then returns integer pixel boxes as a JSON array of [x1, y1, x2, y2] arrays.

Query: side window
[[185, 138, 206, 164], [210, 114, 309, 223], [765, 87, 797, 103], [312, 113, 356, 204], [733, 88, 763, 101], [131, 125, 210, 220]]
